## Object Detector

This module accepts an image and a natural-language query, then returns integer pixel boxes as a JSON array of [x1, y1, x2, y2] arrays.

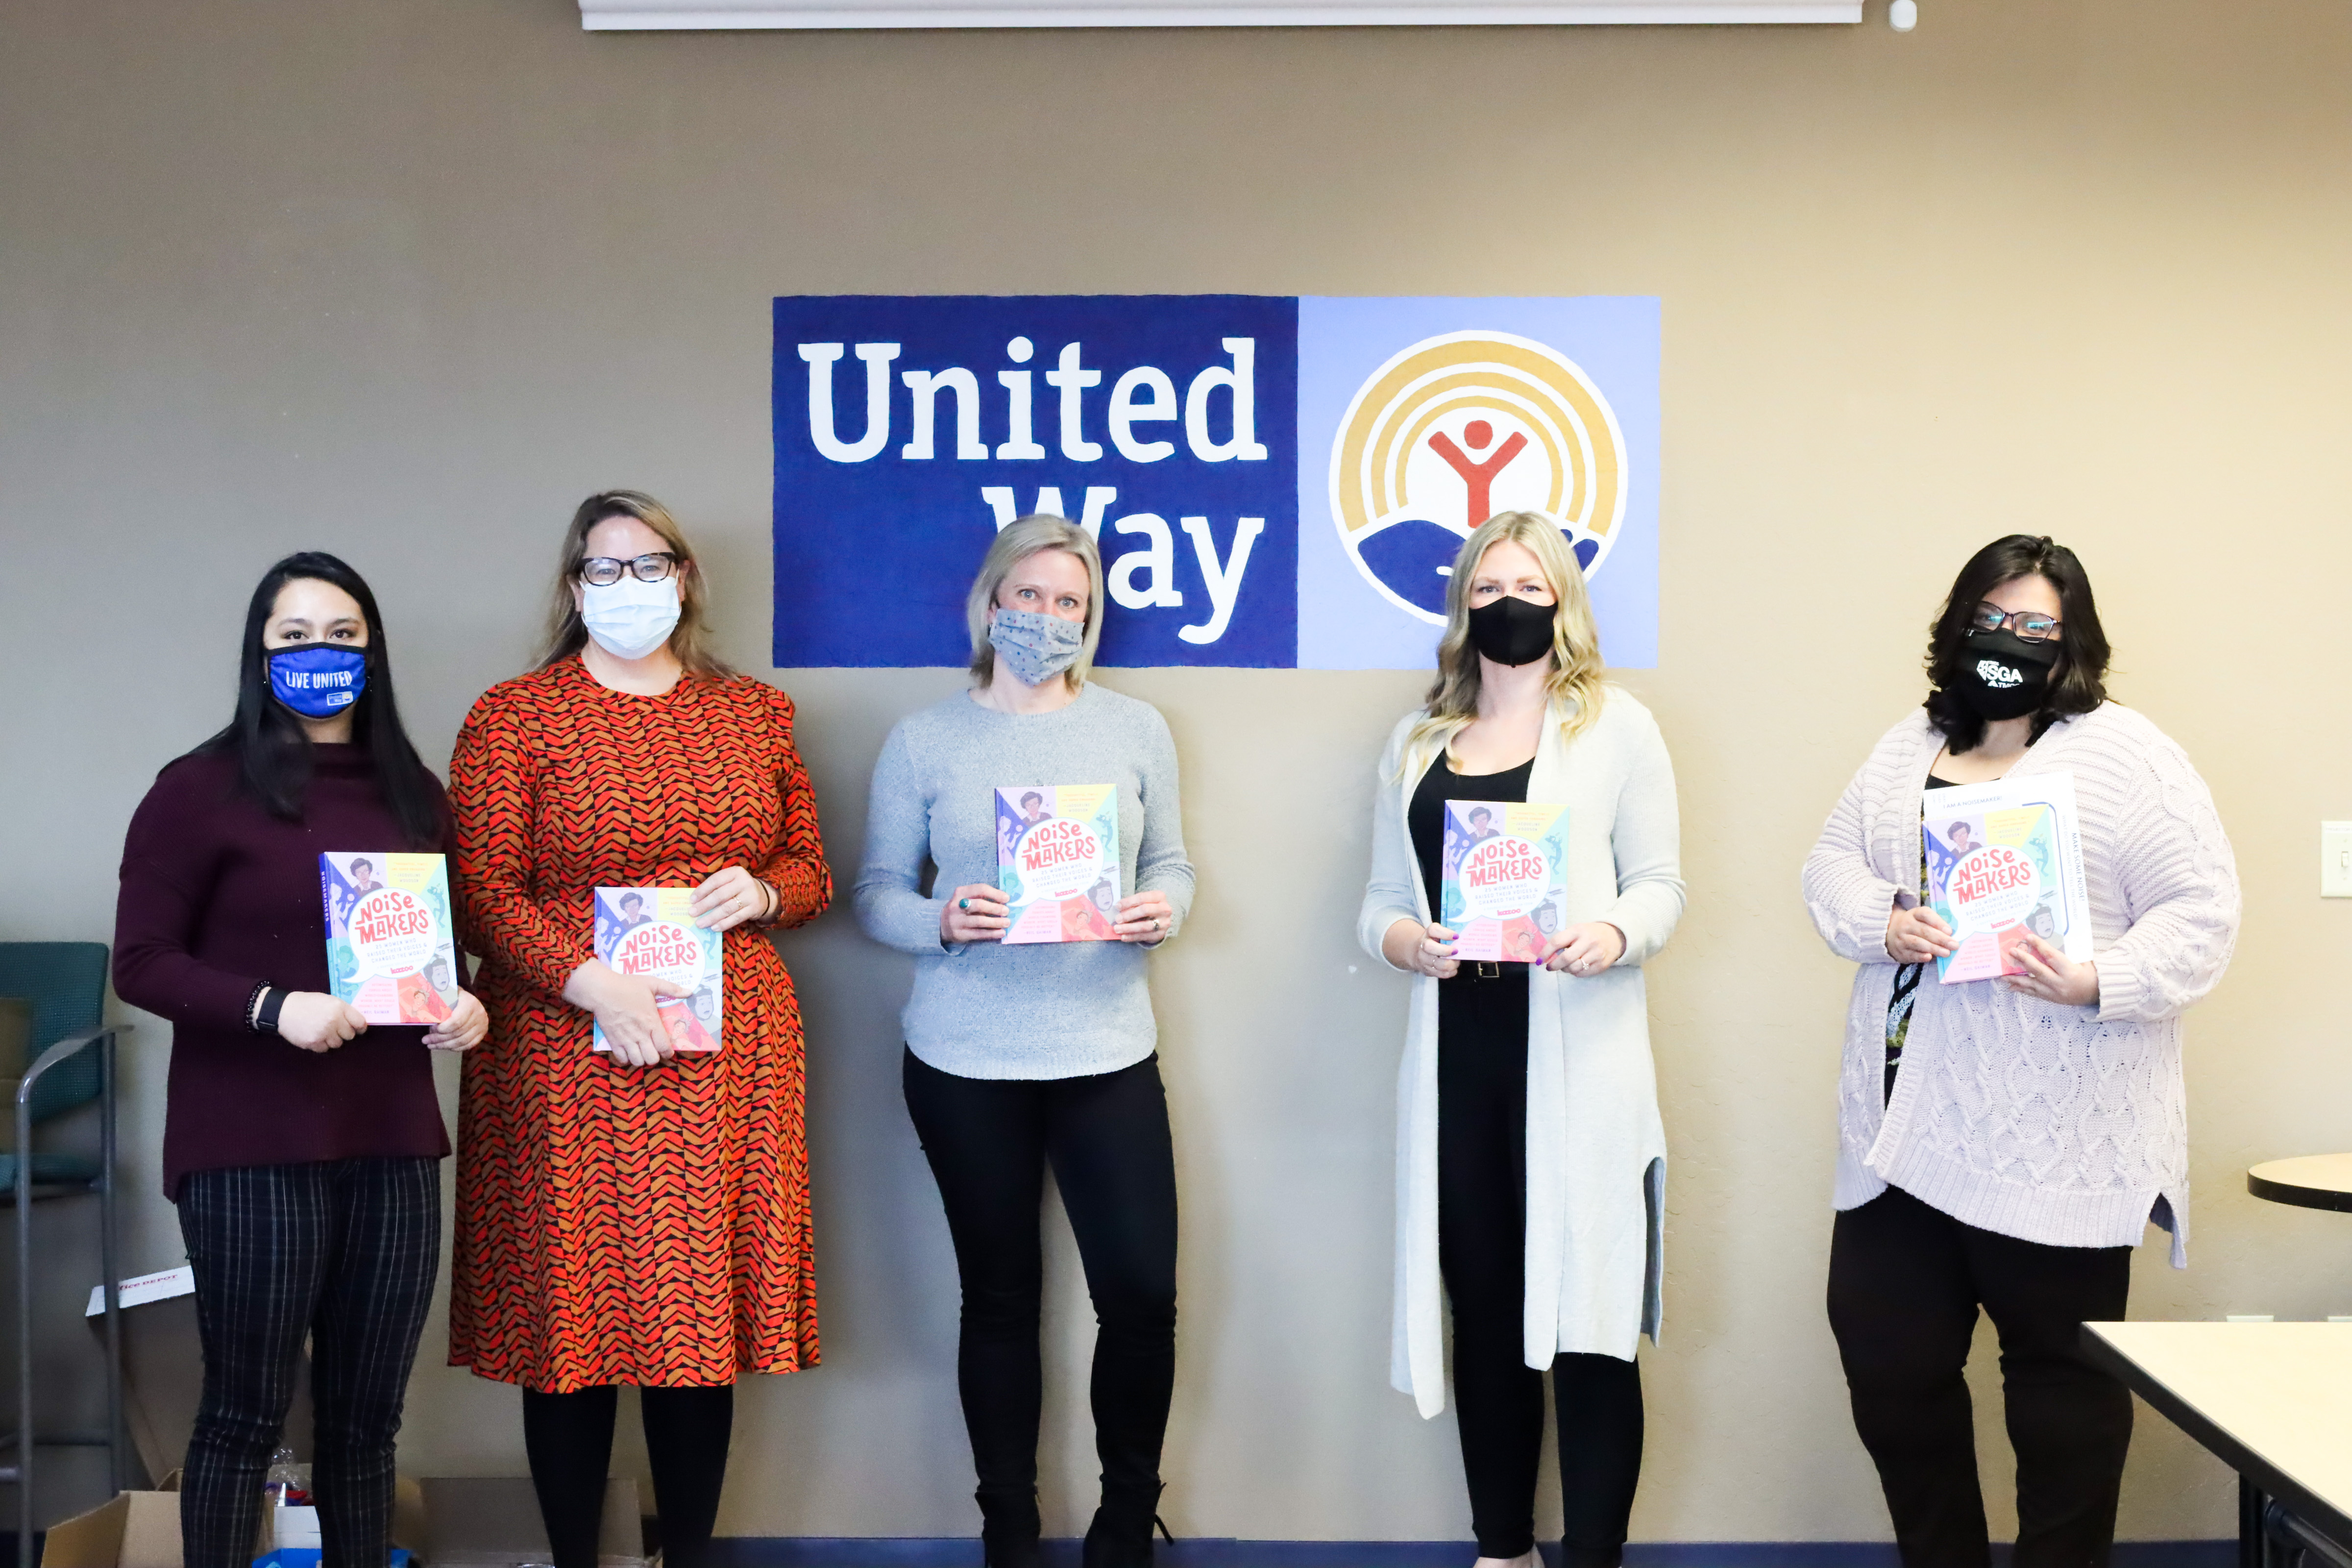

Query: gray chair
[[0, 942, 124, 1568]]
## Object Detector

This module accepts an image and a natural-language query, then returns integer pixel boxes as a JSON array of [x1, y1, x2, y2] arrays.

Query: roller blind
[[581, 0, 1859, 28]]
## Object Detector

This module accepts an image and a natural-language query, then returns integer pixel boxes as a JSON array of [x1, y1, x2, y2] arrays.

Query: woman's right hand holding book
[[1382, 919, 1460, 980], [1887, 905, 1960, 965], [941, 884, 1010, 945], [278, 992, 370, 1054], [564, 959, 692, 1067]]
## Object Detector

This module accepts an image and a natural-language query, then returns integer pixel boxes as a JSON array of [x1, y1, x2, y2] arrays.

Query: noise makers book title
[[1440, 802, 1570, 964], [1923, 773, 2090, 985], [319, 853, 461, 1025], [996, 785, 1121, 944], [592, 886, 723, 1054]]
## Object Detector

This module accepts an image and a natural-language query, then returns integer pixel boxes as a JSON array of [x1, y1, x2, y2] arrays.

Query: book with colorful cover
[[319, 852, 461, 1025], [591, 886, 723, 1053], [1439, 801, 1570, 964], [1923, 771, 2091, 984], [996, 784, 1121, 944]]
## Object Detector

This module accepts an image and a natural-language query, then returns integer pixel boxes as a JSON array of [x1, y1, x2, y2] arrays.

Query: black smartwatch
[[254, 987, 288, 1035]]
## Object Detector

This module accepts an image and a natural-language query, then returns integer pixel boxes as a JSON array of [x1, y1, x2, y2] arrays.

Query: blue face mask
[[268, 643, 368, 718]]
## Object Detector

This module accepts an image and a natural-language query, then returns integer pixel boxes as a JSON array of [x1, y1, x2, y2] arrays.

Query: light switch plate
[[2325, 823, 2352, 898]]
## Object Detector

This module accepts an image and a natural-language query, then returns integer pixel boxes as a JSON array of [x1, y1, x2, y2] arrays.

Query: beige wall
[[5, 0, 2349, 1544]]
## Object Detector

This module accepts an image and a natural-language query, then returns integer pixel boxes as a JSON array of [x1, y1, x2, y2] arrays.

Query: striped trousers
[[176, 1157, 441, 1568]]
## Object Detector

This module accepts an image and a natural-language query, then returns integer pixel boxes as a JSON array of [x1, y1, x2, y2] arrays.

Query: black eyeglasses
[[579, 552, 680, 587], [1969, 601, 2061, 642]]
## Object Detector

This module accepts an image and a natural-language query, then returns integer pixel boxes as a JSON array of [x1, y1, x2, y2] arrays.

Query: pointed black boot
[[976, 1486, 1042, 1568], [1079, 1482, 1172, 1568]]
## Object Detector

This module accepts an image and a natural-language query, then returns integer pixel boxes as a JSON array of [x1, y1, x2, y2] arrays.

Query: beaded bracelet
[[245, 980, 272, 1033]]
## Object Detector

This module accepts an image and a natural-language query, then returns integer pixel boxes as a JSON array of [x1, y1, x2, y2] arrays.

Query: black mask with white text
[[1466, 595, 1558, 667], [1952, 628, 2060, 720]]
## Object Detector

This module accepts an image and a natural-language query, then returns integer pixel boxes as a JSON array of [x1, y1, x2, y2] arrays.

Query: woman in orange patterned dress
[[448, 490, 830, 1568]]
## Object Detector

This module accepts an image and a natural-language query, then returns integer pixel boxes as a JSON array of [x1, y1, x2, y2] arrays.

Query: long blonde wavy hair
[[1397, 511, 1608, 781]]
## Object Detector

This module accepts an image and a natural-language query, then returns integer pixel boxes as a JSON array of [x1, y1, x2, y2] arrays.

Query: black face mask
[[1467, 595, 1557, 667], [1952, 629, 2060, 720]]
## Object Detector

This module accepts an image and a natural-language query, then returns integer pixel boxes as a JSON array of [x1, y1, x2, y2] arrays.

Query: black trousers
[[902, 1048, 1179, 1523], [1438, 974, 1643, 1568], [177, 1157, 441, 1568], [520, 1382, 734, 1568], [1827, 1185, 2134, 1568]]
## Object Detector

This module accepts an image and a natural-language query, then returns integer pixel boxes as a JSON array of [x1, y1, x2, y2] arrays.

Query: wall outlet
[[2325, 823, 2352, 897]]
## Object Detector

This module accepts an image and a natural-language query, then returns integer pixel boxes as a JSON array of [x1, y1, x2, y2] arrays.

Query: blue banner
[[773, 294, 1657, 669]]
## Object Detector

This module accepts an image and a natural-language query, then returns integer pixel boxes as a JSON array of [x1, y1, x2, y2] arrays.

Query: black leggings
[[1827, 1184, 2133, 1568], [902, 1049, 1179, 1515], [521, 1383, 733, 1568], [1439, 975, 1643, 1568], [177, 1158, 441, 1568]]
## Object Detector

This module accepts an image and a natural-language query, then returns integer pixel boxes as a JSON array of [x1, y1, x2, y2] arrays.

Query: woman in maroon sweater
[[114, 551, 488, 1568]]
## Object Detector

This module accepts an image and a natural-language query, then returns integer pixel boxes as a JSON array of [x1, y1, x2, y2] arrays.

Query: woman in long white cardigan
[[1357, 512, 1684, 1568]]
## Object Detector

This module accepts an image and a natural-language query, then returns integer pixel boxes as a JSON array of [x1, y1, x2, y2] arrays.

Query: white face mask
[[580, 576, 681, 662]]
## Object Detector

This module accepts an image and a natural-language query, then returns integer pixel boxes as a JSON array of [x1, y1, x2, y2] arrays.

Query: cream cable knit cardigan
[[1801, 702, 2239, 1266], [1359, 688, 1685, 1417]]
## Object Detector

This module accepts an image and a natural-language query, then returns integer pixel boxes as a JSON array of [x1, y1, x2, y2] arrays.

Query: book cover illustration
[[1923, 771, 2091, 985], [319, 852, 461, 1025], [995, 785, 1121, 944], [592, 886, 723, 1053], [1439, 801, 1571, 964]]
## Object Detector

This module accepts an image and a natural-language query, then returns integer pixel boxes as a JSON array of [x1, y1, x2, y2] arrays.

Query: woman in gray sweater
[[854, 515, 1196, 1568]]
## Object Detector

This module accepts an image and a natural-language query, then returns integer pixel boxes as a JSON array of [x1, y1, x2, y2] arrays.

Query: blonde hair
[[536, 490, 733, 678], [965, 515, 1107, 690], [1398, 512, 1608, 780]]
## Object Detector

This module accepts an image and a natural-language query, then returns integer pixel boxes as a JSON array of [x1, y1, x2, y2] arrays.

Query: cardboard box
[[39, 1485, 182, 1568], [85, 1267, 313, 1486], [42, 1476, 639, 1568]]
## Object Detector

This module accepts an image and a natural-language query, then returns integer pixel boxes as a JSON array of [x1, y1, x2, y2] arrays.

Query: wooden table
[[2084, 1321, 2352, 1568], [2248, 1154, 2352, 1214]]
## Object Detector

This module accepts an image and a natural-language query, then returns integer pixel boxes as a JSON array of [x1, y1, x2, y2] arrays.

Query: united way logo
[[1329, 331, 1627, 623], [771, 294, 1658, 670]]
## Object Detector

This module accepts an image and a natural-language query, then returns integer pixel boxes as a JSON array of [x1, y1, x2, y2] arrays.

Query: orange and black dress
[[446, 655, 830, 1393]]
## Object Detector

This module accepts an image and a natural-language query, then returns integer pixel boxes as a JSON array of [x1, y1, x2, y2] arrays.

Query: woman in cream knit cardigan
[[1358, 513, 1684, 1568], [1803, 535, 2238, 1568]]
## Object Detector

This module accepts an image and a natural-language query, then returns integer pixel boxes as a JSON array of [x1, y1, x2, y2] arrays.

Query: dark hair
[[1923, 535, 2110, 754], [193, 552, 444, 847]]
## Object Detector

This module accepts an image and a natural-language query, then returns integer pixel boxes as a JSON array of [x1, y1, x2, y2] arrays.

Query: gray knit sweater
[[853, 683, 1195, 1080], [1802, 702, 2239, 1264]]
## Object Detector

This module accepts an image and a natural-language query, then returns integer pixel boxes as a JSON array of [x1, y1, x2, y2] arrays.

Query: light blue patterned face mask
[[988, 607, 1086, 686]]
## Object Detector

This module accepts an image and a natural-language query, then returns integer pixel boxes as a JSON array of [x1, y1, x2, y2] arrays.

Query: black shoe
[[977, 1486, 1042, 1568], [1079, 1483, 1172, 1568]]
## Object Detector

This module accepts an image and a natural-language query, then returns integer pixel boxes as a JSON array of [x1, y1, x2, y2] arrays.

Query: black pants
[[520, 1382, 734, 1568], [1438, 975, 1643, 1568], [177, 1157, 441, 1568], [902, 1049, 1179, 1521], [1827, 1185, 2134, 1568]]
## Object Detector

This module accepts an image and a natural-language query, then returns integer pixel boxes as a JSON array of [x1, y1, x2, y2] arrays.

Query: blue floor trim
[[710, 1540, 2232, 1567]]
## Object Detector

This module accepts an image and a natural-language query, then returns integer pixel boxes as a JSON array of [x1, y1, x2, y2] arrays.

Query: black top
[[1885, 771, 1963, 1100], [1409, 750, 1537, 974]]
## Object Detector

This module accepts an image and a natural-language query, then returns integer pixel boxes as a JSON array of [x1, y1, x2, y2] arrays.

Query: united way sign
[[772, 295, 1658, 670]]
